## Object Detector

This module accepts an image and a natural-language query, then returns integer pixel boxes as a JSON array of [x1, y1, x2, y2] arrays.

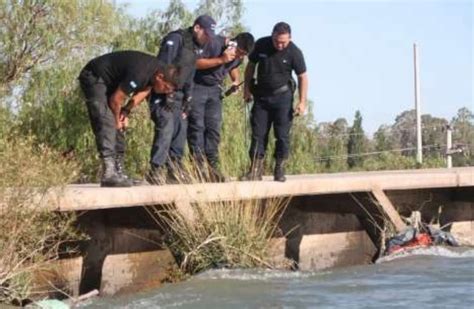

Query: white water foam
[[195, 268, 328, 281], [376, 246, 474, 263]]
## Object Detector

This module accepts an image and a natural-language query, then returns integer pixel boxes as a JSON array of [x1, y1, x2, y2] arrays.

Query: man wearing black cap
[[241, 22, 308, 182], [147, 14, 217, 185], [78, 50, 179, 187], [188, 32, 255, 182]]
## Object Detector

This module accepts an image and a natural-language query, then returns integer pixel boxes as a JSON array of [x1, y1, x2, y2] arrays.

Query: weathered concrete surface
[[298, 231, 376, 270], [33, 257, 83, 299], [278, 205, 377, 270], [371, 186, 407, 232], [34, 167, 473, 211], [101, 250, 176, 295]]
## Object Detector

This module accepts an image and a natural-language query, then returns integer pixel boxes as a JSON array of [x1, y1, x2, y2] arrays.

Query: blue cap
[[194, 15, 216, 39]]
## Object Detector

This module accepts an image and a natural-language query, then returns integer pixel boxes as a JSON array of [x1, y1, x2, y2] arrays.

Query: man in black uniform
[[188, 32, 255, 182], [78, 50, 179, 187], [241, 22, 308, 182], [147, 15, 216, 185]]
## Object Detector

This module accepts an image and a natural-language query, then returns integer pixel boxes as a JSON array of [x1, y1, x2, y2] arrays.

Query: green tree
[[374, 124, 393, 151], [451, 107, 474, 166], [318, 118, 348, 172], [0, 0, 119, 102], [347, 110, 367, 169]]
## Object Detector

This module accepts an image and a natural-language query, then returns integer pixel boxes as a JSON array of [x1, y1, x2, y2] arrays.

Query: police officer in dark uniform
[[188, 32, 255, 182], [78, 50, 179, 187], [241, 22, 308, 182], [146, 15, 217, 185]]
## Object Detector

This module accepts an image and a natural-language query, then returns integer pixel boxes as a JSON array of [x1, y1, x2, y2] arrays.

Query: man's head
[[193, 14, 216, 46], [153, 63, 180, 94], [231, 32, 255, 60], [271, 22, 291, 51]]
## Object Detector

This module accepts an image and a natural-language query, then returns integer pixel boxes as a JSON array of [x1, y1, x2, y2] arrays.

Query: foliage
[[0, 0, 120, 100], [347, 110, 368, 168], [0, 132, 83, 305], [149, 195, 289, 274]]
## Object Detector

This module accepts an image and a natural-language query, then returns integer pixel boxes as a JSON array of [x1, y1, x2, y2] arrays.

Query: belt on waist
[[256, 84, 291, 97]]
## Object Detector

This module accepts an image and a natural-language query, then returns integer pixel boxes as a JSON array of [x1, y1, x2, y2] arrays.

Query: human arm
[[294, 72, 308, 116], [196, 47, 236, 69], [120, 87, 152, 122], [243, 62, 256, 103], [108, 87, 129, 130]]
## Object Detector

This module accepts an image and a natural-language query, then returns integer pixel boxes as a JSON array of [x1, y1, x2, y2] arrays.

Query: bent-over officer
[[146, 15, 217, 185], [78, 50, 179, 187], [241, 22, 308, 182], [188, 32, 255, 182]]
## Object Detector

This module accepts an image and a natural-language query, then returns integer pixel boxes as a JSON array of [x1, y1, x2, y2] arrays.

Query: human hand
[[243, 88, 253, 103], [181, 96, 192, 119], [294, 102, 306, 116], [221, 48, 236, 63]]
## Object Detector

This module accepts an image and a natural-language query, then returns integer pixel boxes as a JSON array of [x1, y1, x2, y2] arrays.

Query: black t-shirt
[[194, 35, 241, 86], [84, 50, 159, 95], [248, 36, 306, 91]]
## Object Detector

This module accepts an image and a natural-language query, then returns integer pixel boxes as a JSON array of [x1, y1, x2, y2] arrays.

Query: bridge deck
[[38, 167, 473, 211]]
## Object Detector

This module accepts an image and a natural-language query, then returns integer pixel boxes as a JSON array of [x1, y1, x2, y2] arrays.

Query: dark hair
[[232, 32, 255, 53], [272, 22, 291, 36], [155, 62, 180, 87]]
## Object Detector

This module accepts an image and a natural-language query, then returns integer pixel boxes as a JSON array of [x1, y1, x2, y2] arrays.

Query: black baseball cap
[[193, 14, 216, 39]]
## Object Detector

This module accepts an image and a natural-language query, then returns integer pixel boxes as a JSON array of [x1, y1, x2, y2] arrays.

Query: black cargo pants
[[249, 90, 294, 160], [78, 69, 125, 159]]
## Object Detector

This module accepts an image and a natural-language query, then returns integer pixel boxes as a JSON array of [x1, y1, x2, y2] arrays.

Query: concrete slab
[[30, 167, 473, 212]]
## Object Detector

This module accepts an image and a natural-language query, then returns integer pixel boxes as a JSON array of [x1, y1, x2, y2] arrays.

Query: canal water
[[80, 247, 473, 308]]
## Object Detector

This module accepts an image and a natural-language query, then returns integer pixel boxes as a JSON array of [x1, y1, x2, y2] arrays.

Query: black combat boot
[[101, 157, 133, 187], [208, 159, 227, 183], [239, 158, 264, 181], [115, 154, 132, 180], [274, 159, 286, 182], [116, 154, 141, 185]]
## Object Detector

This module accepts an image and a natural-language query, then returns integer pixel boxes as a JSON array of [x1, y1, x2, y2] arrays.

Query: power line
[[314, 144, 446, 162]]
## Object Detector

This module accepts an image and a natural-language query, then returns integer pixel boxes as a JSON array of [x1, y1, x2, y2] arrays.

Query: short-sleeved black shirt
[[194, 35, 241, 86], [84, 50, 160, 95], [248, 36, 306, 91]]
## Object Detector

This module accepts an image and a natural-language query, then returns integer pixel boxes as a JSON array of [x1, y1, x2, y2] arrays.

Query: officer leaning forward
[[241, 22, 308, 182], [78, 51, 179, 187], [146, 15, 216, 185], [188, 32, 255, 182]]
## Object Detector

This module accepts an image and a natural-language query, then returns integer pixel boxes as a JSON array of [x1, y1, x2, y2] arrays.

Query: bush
[[0, 133, 84, 305]]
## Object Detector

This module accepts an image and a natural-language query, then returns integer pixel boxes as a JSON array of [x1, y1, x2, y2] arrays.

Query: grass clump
[[0, 133, 84, 305], [148, 194, 289, 275]]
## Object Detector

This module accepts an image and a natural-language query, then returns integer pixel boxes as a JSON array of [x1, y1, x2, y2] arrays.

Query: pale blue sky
[[118, 0, 472, 134]]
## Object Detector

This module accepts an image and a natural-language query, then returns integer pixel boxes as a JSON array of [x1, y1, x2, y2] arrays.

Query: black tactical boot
[[239, 158, 264, 181], [145, 165, 167, 185], [101, 157, 133, 187], [116, 155, 142, 185], [115, 154, 128, 178], [274, 159, 286, 182], [208, 160, 227, 183]]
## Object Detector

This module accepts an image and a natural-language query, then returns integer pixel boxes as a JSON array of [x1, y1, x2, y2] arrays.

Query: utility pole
[[414, 43, 423, 165], [446, 125, 452, 168]]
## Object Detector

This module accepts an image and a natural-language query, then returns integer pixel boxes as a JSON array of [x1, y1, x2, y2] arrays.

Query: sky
[[118, 0, 472, 134]]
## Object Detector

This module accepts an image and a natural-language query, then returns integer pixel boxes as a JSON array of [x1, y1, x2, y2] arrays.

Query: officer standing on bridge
[[188, 32, 255, 182], [78, 51, 179, 187], [147, 15, 217, 185], [241, 22, 308, 182]]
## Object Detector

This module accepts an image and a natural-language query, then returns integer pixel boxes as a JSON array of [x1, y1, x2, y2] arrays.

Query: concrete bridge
[[35, 167, 474, 297]]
